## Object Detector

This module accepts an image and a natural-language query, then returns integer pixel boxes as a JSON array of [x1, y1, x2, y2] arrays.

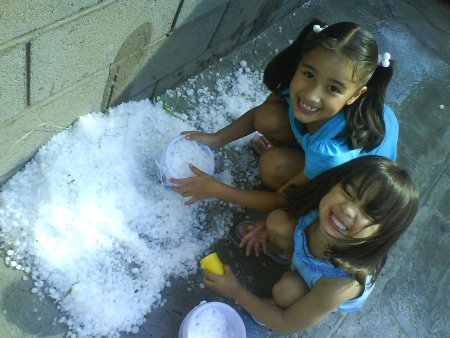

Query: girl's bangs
[[339, 167, 407, 225]]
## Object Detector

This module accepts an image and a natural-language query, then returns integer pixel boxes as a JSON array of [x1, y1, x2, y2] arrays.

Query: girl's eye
[[304, 72, 314, 79], [342, 186, 352, 198], [329, 86, 340, 93]]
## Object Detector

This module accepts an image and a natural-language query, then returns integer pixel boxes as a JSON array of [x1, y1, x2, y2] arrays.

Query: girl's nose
[[305, 85, 321, 103], [341, 202, 357, 219]]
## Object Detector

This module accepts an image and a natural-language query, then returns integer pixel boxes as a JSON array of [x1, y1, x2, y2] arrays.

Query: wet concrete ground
[[0, 0, 449, 337]]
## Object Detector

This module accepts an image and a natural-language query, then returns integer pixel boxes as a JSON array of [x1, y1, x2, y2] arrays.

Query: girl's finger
[[222, 264, 232, 274], [188, 163, 203, 175], [261, 242, 269, 254], [254, 243, 261, 257], [245, 242, 254, 256], [184, 197, 197, 205], [170, 177, 186, 185]]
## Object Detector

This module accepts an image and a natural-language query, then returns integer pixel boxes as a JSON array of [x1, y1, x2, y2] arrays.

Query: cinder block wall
[[0, 0, 302, 185]]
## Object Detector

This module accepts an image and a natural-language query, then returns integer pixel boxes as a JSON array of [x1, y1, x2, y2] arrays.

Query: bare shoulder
[[264, 92, 288, 104], [314, 276, 362, 305], [259, 92, 288, 116]]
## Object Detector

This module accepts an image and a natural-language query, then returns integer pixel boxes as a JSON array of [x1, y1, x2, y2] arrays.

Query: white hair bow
[[313, 24, 327, 33], [378, 52, 391, 67]]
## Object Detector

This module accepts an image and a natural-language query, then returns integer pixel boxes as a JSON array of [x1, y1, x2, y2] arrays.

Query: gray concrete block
[[30, 0, 179, 104], [255, 0, 302, 33], [0, 69, 109, 185], [100, 22, 155, 110], [0, 45, 27, 123], [175, 0, 228, 29], [209, 0, 268, 48], [150, 34, 246, 99], [0, 0, 100, 44], [129, 6, 226, 101]]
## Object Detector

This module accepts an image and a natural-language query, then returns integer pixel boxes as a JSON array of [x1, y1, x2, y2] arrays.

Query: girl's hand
[[239, 221, 269, 257], [170, 164, 219, 205], [180, 131, 221, 150], [203, 265, 242, 299]]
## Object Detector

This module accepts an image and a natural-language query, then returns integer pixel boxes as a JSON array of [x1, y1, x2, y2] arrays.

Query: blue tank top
[[292, 210, 374, 312]]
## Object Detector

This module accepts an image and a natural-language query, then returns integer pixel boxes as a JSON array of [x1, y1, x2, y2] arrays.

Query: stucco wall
[[0, 0, 303, 185]]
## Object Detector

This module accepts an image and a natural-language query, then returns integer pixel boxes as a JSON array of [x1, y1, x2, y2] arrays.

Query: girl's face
[[290, 47, 367, 134], [318, 179, 381, 240]]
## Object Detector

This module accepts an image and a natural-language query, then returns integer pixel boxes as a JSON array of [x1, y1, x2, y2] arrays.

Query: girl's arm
[[181, 92, 284, 150], [277, 170, 310, 195], [274, 276, 362, 333], [171, 164, 288, 211], [204, 266, 361, 334], [171, 166, 308, 212], [182, 106, 257, 150]]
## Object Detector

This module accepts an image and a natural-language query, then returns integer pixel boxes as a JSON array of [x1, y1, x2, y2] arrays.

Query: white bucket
[[179, 301, 246, 338], [156, 135, 215, 189]]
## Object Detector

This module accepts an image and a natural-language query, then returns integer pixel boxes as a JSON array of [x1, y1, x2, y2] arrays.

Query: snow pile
[[0, 65, 269, 337]]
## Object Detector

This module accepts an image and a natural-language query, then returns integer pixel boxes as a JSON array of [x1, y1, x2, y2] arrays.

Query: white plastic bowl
[[179, 301, 246, 338], [156, 135, 214, 189]]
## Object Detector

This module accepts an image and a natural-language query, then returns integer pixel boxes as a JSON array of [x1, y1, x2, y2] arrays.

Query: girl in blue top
[[203, 156, 419, 334], [172, 19, 398, 212]]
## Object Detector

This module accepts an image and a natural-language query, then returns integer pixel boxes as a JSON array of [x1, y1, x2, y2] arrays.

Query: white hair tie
[[313, 24, 327, 33], [378, 52, 391, 67]]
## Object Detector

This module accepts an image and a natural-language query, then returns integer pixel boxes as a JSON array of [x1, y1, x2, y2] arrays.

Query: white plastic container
[[156, 135, 215, 189], [179, 301, 246, 338]]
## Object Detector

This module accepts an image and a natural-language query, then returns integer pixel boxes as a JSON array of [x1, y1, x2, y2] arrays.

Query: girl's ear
[[346, 86, 367, 105]]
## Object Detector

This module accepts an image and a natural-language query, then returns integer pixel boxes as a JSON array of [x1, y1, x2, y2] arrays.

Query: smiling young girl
[[171, 19, 398, 212], [203, 156, 419, 334]]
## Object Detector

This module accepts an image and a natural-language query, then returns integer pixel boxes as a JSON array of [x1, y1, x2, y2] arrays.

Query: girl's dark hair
[[283, 156, 419, 285], [264, 19, 394, 152]]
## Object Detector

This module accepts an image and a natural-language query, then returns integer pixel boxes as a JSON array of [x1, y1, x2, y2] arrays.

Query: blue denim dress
[[291, 210, 374, 312]]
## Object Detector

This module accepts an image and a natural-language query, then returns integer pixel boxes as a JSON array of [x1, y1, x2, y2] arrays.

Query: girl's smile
[[329, 212, 348, 233], [290, 47, 367, 134], [318, 181, 381, 240], [298, 99, 320, 114]]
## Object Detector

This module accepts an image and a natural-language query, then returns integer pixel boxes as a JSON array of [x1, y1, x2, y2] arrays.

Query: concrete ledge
[[0, 0, 101, 44], [31, 1, 178, 104]]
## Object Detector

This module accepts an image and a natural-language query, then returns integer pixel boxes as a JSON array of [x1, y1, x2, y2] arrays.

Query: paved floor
[[0, 0, 449, 337]]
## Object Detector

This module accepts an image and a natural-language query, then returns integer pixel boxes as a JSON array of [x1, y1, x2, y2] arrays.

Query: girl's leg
[[272, 270, 309, 308], [253, 93, 294, 145], [252, 93, 304, 189], [266, 208, 298, 259], [259, 147, 305, 190]]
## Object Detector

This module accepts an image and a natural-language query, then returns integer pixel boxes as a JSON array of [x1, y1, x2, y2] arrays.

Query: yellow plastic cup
[[200, 252, 224, 275]]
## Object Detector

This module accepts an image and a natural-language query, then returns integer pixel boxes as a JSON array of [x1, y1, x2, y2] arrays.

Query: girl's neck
[[307, 221, 330, 260], [308, 220, 351, 259], [305, 118, 330, 134]]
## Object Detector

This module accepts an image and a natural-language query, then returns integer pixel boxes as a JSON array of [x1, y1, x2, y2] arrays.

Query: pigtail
[[344, 60, 395, 152], [263, 19, 326, 92]]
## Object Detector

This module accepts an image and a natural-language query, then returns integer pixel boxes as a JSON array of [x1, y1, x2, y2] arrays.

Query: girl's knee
[[259, 156, 277, 189], [254, 106, 278, 135], [272, 271, 308, 308], [267, 209, 292, 238], [254, 100, 289, 137], [272, 281, 291, 308], [259, 148, 305, 189], [259, 151, 291, 189]]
